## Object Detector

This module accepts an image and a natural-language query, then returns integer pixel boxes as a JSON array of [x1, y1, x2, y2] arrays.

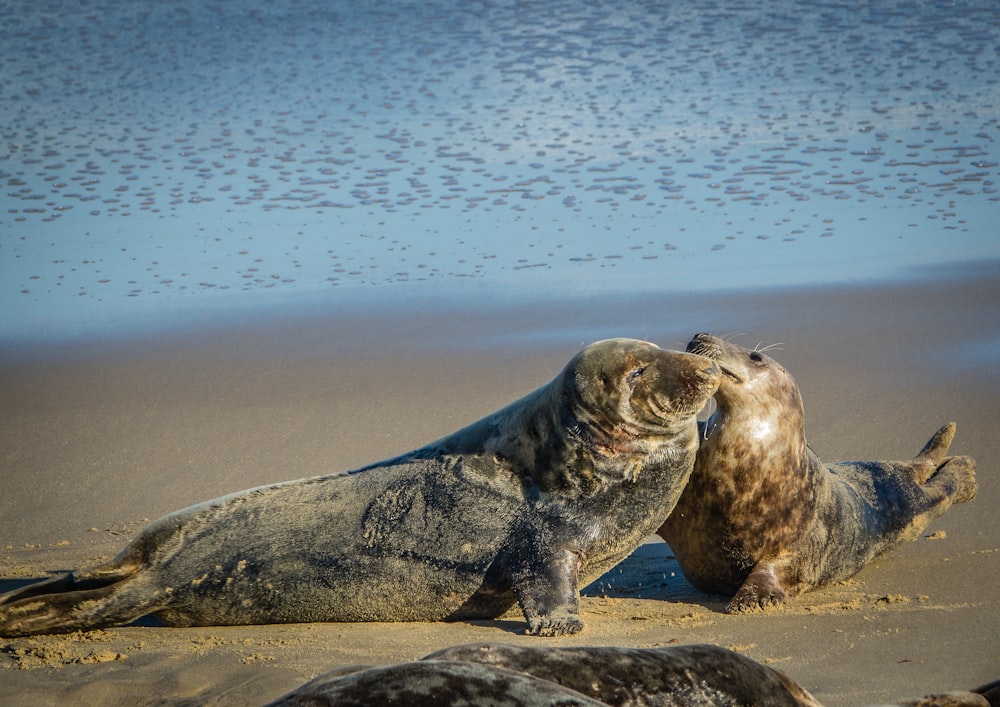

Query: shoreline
[[2, 256, 997, 353], [1, 269, 997, 705], [2, 256, 996, 360]]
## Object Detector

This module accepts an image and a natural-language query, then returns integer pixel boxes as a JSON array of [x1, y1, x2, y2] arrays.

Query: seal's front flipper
[[513, 547, 584, 636], [726, 556, 799, 614]]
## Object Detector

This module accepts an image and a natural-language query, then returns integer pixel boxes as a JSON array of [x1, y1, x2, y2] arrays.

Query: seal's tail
[[0, 561, 148, 637]]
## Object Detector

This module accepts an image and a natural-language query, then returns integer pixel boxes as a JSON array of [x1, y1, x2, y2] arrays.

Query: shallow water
[[2, 0, 998, 338]]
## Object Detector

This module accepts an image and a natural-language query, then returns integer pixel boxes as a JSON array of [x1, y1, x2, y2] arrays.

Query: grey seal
[[0, 338, 719, 636], [268, 660, 608, 707], [658, 333, 977, 613], [267, 645, 995, 707], [267, 642, 822, 706]]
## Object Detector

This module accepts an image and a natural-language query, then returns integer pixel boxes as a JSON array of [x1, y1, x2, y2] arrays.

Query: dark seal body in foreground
[[658, 333, 977, 613], [268, 642, 822, 706], [0, 339, 719, 637], [267, 643, 996, 707]]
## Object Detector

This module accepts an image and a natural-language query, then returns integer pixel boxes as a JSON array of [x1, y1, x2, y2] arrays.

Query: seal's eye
[[749, 351, 764, 364], [628, 366, 647, 382]]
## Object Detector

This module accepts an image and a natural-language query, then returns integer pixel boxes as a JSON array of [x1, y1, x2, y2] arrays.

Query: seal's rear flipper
[[0, 572, 79, 605], [0, 558, 136, 606], [0, 554, 140, 604], [927, 455, 978, 505], [0, 584, 124, 636], [915, 422, 956, 465], [0, 578, 159, 637], [0, 561, 148, 637], [910, 422, 957, 483]]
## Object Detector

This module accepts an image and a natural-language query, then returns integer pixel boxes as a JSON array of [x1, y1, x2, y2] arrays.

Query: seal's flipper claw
[[726, 581, 787, 614], [524, 615, 584, 637], [915, 422, 956, 465]]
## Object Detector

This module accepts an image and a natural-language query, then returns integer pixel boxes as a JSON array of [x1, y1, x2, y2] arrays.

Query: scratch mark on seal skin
[[659, 333, 977, 613]]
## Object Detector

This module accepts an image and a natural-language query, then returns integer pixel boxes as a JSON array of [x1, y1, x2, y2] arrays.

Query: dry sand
[[1, 265, 998, 705]]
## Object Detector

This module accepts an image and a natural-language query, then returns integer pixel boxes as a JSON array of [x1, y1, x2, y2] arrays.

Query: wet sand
[[1, 266, 998, 705]]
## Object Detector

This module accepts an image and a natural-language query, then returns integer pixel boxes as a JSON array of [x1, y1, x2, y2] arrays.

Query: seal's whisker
[[756, 342, 785, 353], [698, 397, 717, 440]]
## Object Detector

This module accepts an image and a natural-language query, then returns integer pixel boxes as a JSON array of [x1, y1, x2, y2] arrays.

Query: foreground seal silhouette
[[267, 642, 822, 706], [268, 647, 996, 707], [0, 338, 719, 637], [270, 643, 820, 707], [658, 333, 977, 613]]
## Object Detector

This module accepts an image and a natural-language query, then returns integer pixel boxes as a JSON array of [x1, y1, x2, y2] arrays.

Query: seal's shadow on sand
[[582, 540, 725, 608], [0, 578, 41, 594], [462, 542, 726, 635]]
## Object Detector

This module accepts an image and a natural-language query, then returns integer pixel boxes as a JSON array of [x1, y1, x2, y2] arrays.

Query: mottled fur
[[0, 339, 719, 637], [269, 644, 994, 707], [658, 333, 977, 613], [423, 642, 822, 706], [269, 642, 822, 706], [268, 660, 607, 707]]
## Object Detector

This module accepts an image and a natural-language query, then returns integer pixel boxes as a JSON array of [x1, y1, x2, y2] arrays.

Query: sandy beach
[[1, 264, 997, 705]]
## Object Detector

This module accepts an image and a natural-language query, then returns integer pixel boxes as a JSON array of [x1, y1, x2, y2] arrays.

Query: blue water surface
[[2, 0, 998, 338]]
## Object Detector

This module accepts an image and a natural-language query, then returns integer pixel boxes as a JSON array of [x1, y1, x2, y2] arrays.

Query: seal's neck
[[701, 401, 809, 482], [502, 381, 689, 498]]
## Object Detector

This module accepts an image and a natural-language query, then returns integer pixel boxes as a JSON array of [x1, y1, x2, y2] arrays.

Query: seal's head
[[685, 333, 805, 434], [567, 338, 721, 449]]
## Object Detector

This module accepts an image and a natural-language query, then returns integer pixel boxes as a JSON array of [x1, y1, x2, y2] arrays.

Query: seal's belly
[[155, 553, 510, 626]]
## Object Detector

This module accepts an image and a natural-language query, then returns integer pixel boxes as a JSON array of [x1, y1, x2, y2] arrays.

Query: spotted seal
[[267, 642, 822, 706], [0, 338, 719, 637], [658, 333, 977, 613], [268, 646, 996, 707], [269, 660, 609, 707]]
